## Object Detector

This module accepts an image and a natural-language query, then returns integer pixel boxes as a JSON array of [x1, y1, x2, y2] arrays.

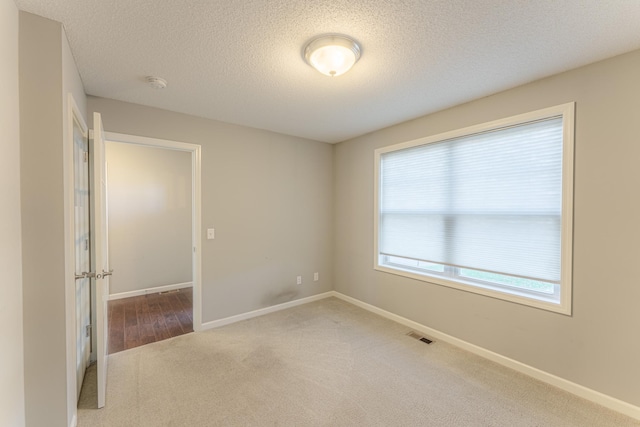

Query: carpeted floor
[[78, 297, 639, 426]]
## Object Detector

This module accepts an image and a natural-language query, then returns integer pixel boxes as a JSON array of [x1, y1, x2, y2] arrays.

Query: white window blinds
[[379, 117, 563, 284]]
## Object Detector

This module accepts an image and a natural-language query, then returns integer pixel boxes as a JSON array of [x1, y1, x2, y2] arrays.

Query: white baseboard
[[331, 291, 640, 421], [200, 292, 334, 330], [109, 282, 192, 300], [194, 289, 639, 420]]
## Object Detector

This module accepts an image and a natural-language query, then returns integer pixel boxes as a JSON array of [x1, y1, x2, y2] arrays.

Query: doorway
[[74, 123, 202, 410], [103, 132, 202, 354]]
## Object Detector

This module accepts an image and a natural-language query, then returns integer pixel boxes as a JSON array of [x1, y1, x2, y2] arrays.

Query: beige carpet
[[78, 297, 639, 426]]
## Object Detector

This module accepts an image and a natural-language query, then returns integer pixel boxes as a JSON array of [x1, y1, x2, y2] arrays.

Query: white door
[[73, 114, 91, 400], [92, 112, 111, 408]]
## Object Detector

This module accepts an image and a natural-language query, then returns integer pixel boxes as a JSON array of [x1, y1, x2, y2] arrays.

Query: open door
[[73, 112, 91, 400], [92, 112, 111, 408]]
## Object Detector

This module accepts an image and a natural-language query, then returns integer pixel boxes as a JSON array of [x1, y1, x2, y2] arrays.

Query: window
[[374, 103, 574, 314]]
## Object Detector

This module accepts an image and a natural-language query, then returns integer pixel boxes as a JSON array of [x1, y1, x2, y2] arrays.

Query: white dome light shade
[[303, 35, 361, 77]]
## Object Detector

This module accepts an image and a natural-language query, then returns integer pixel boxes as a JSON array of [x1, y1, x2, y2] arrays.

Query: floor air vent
[[407, 331, 433, 344]]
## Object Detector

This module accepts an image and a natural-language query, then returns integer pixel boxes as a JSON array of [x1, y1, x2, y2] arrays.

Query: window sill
[[374, 264, 571, 316]]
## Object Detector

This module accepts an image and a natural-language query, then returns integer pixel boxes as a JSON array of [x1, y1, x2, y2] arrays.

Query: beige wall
[[334, 49, 640, 407], [20, 12, 87, 427], [106, 142, 192, 295], [0, 0, 25, 425], [88, 97, 334, 322]]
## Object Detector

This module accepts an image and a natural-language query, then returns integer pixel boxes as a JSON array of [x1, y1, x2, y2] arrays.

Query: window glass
[[375, 104, 574, 314]]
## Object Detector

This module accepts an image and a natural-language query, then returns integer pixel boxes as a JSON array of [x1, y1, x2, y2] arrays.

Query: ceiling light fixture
[[146, 76, 167, 89], [303, 34, 361, 77]]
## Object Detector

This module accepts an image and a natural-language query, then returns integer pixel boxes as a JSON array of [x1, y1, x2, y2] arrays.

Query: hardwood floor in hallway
[[108, 287, 193, 354]]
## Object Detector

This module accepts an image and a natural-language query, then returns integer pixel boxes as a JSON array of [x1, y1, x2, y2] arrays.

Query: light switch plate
[[207, 228, 215, 240]]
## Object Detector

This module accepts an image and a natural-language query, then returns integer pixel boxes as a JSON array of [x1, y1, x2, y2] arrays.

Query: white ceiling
[[15, 0, 640, 143]]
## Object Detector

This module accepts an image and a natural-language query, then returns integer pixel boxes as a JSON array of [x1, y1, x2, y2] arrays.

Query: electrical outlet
[[207, 228, 215, 240], [314, 272, 319, 281], [296, 276, 302, 285]]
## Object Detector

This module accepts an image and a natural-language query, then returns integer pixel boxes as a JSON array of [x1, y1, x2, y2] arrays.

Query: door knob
[[96, 269, 113, 279]]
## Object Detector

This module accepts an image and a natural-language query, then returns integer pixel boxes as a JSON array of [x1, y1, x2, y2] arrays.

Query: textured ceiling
[[15, 0, 640, 143]]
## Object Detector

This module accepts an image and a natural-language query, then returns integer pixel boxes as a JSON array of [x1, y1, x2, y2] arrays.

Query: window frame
[[373, 103, 575, 315]]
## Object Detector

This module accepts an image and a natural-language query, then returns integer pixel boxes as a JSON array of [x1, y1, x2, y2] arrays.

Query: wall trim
[[200, 292, 334, 330], [331, 291, 640, 421], [109, 282, 192, 300], [70, 414, 77, 427]]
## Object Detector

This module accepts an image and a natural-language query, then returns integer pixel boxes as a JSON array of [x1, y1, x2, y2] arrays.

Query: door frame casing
[[103, 131, 203, 331]]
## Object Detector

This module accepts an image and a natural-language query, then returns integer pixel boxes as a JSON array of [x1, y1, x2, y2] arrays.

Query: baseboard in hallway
[[108, 282, 192, 300], [108, 287, 193, 354]]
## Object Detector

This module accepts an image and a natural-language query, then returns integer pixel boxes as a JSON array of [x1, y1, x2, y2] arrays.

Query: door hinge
[[86, 324, 92, 338], [84, 151, 88, 163], [84, 238, 89, 251]]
